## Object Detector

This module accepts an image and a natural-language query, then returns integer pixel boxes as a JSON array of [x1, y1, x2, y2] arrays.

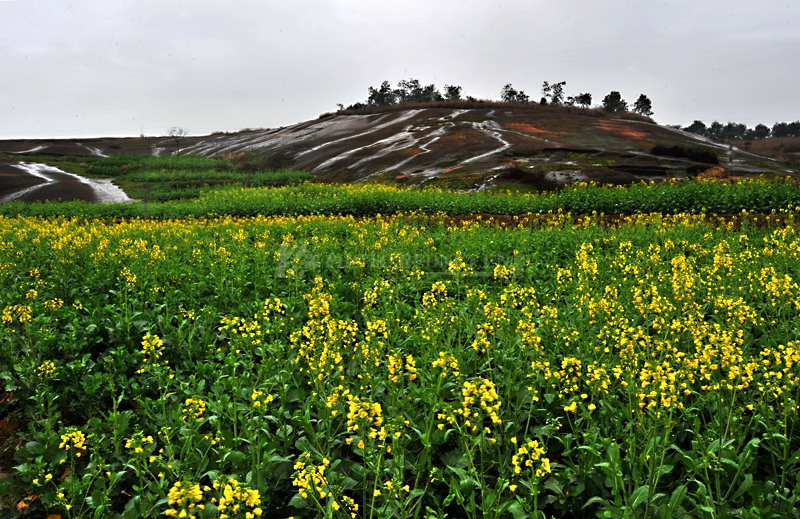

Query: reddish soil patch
[[442, 165, 464, 174], [597, 120, 647, 138], [505, 123, 552, 134]]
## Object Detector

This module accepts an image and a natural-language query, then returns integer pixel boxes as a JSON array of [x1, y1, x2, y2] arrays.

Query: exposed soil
[[0, 163, 97, 203], [0, 162, 133, 204], [0, 162, 47, 200]]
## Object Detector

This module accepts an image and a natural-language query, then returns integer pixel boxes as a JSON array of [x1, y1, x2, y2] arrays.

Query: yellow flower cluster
[[260, 297, 286, 336], [125, 432, 155, 454], [120, 266, 137, 287], [37, 360, 56, 378], [453, 378, 502, 436], [346, 394, 391, 449], [292, 280, 359, 383], [470, 322, 494, 353], [292, 452, 330, 499], [203, 432, 225, 446], [43, 298, 64, 310], [448, 250, 472, 276], [251, 389, 275, 408], [140, 333, 164, 361], [182, 398, 207, 422], [137, 333, 167, 374], [421, 281, 448, 307], [359, 319, 388, 367], [432, 352, 460, 378], [220, 315, 263, 347], [292, 452, 359, 517], [387, 352, 417, 383], [165, 481, 204, 518], [211, 476, 262, 519], [1, 304, 32, 324], [59, 428, 87, 457], [363, 278, 393, 307], [511, 438, 552, 479], [493, 264, 516, 282]]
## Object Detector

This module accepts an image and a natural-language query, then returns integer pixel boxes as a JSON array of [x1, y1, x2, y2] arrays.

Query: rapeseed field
[[1, 207, 800, 518]]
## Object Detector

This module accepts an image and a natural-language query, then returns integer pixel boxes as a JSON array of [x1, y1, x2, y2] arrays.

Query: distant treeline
[[341, 79, 654, 116], [679, 120, 800, 141]]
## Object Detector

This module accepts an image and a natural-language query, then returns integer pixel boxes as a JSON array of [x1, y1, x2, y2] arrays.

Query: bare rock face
[[697, 166, 730, 179]]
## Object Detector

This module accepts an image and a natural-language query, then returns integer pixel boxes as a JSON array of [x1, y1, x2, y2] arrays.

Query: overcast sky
[[1, 0, 798, 139]]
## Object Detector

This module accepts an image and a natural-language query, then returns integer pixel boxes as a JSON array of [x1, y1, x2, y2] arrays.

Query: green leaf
[[122, 496, 141, 519], [459, 478, 476, 497], [630, 485, 649, 510], [543, 477, 564, 496], [223, 450, 247, 468], [583, 496, 607, 509], [288, 493, 308, 509], [508, 501, 528, 519], [607, 442, 621, 466], [294, 436, 313, 452], [664, 484, 687, 518], [730, 474, 753, 502], [578, 445, 602, 457]]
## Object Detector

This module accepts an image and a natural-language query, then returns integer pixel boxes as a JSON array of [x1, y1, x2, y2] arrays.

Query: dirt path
[[0, 162, 132, 204]]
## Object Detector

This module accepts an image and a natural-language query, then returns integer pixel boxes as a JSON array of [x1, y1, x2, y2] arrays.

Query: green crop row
[[3, 176, 800, 219], [29, 155, 313, 201]]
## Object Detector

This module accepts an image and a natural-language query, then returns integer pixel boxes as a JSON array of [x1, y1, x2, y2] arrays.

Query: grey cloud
[[1, 0, 798, 138]]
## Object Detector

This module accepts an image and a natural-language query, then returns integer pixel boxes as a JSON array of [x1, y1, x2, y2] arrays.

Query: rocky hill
[[1, 103, 796, 191]]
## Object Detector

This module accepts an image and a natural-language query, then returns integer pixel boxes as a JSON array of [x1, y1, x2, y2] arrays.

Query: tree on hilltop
[[772, 121, 800, 138], [443, 85, 463, 100], [348, 79, 466, 109], [542, 81, 566, 105], [684, 120, 707, 136], [394, 79, 444, 103], [723, 122, 747, 140], [500, 84, 529, 103], [367, 81, 398, 106], [602, 91, 628, 112], [574, 92, 592, 108], [565, 92, 592, 108], [749, 124, 771, 139], [633, 94, 654, 116], [168, 127, 188, 157], [707, 121, 724, 141]]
